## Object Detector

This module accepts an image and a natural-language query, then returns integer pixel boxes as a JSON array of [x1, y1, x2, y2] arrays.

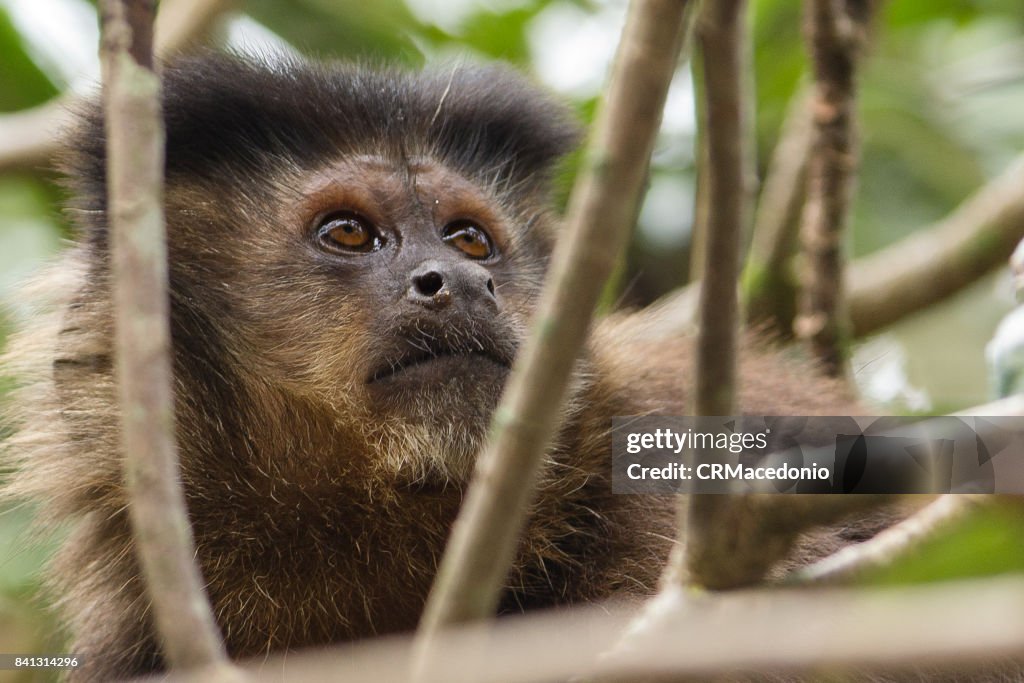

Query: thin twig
[[0, 94, 76, 173], [153, 0, 234, 52], [415, 0, 696, 656], [957, 393, 1024, 417], [793, 495, 981, 585], [648, 143, 1024, 338], [795, 0, 875, 376], [100, 0, 232, 673], [742, 85, 814, 338], [596, 578, 1024, 682]]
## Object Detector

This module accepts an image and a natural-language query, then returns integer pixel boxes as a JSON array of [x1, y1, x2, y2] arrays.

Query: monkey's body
[[4, 55, 866, 681]]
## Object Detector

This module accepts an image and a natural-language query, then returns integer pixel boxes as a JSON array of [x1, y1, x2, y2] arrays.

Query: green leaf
[[855, 504, 1024, 586], [450, 2, 547, 65], [0, 6, 59, 112], [244, 0, 424, 64]]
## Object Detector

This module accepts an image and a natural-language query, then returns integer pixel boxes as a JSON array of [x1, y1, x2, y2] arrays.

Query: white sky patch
[[224, 13, 299, 60], [1, 0, 99, 90], [528, 1, 627, 98], [638, 174, 694, 247], [852, 336, 932, 412], [0, 216, 61, 317], [405, 0, 535, 34], [662, 68, 696, 136]]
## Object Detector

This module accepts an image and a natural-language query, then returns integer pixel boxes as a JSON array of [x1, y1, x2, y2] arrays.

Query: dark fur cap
[[63, 52, 581, 216]]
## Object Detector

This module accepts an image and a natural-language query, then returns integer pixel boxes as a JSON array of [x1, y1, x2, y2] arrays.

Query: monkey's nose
[[410, 269, 452, 308], [407, 260, 496, 310]]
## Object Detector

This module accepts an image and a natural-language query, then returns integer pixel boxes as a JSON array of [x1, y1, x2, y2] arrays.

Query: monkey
[[1, 53, 911, 682]]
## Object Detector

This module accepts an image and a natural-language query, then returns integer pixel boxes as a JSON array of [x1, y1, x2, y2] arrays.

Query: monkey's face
[[180, 153, 553, 482], [71, 56, 582, 484]]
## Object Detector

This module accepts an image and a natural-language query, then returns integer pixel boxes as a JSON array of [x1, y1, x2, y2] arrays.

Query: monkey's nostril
[[413, 271, 445, 297]]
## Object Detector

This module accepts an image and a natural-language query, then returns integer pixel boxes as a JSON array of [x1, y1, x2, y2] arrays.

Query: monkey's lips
[[367, 344, 513, 386]]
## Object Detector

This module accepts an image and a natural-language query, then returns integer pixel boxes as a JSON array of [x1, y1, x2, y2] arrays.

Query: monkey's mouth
[[367, 340, 513, 385]]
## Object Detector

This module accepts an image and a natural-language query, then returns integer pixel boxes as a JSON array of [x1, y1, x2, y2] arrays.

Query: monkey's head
[[63, 54, 580, 485]]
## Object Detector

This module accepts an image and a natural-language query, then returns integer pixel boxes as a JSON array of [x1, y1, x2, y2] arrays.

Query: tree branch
[[597, 578, 1024, 682], [677, 494, 895, 590], [849, 152, 1024, 336], [793, 495, 982, 585], [154, 0, 235, 53], [648, 146, 1024, 341], [415, 0, 696, 650], [743, 86, 814, 338], [0, 95, 74, 173], [166, 576, 1024, 682], [795, 0, 874, 376], [691, 0, 751, 418], [100, 0, 231, 674], [687, 46, 709, 283], [680, 0, 758, 590]]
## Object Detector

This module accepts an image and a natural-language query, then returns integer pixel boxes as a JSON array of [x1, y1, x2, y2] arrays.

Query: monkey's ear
[[423, 63, 583, 195]]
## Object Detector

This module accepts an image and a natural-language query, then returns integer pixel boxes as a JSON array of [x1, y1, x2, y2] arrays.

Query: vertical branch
[[692, 0, 752, 419], [742, 86, 814, 337], [794, 0, 873, 376], [688, 46, 709, 283], [416, 0, 696, 648], [677, 0, 753, 588], [100, 0, 231, 673]]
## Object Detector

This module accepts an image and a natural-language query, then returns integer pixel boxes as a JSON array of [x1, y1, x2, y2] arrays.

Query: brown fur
[[1, 260, 866, 681], [2, 54, 898, 682]]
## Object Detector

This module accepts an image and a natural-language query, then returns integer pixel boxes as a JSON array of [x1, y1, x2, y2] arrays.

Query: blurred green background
[[3, 0, 1024, 679]]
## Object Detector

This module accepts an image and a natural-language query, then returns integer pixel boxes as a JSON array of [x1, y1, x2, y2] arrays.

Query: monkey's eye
[[316, 213, 381, 253], [442, 221, 493, 260]]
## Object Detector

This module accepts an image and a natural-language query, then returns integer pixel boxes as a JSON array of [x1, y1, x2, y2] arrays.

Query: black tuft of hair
[[61, 52, 581, 218]]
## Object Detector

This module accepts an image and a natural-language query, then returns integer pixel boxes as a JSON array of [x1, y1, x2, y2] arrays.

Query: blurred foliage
[[245, 0, 424, 63], [852, 502, 1024, 586], [2, 0, 1024, 665], [0, 7, 57, 111], [0, 502, 59, 683]]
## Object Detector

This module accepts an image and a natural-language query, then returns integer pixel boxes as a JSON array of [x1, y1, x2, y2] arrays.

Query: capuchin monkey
[[2, 54, 902, 681]]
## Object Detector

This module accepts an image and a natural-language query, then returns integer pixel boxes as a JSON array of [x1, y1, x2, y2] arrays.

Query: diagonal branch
[[742, 85, 814, 338], [793, 494, 982, 585], [849, 152, 1024, 336], [415, 0, 697, 651]]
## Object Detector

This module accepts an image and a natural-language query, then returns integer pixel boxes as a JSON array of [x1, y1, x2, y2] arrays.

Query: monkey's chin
[[364, 354, 510, 484]]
